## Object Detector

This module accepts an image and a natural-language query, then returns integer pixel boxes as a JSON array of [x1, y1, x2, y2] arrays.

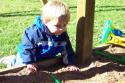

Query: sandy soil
[[0, 45, 125, 83]]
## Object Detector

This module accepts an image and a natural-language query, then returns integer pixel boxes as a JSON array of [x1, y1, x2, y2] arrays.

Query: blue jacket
[[18, 16, 76, 65]]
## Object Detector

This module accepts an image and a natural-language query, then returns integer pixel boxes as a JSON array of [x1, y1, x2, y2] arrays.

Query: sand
[[0, 45, 125, 83]]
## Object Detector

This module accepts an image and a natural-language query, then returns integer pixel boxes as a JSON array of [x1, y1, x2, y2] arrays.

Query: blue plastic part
[[112, 29, 124, 37]]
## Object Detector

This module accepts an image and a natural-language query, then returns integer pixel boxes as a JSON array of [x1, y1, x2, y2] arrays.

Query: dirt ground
[[0, 45, 125, 83]]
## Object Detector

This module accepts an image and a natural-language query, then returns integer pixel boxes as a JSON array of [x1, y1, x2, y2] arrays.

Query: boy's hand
[[65, 65, 80, 72], [26, 64, 37, 74], [55, 65, 80, 73]]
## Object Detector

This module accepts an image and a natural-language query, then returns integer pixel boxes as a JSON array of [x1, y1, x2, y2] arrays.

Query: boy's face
[[45, 18, 68, 35]]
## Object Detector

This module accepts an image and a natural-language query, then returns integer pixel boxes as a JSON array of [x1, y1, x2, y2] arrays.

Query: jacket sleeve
[[20, 28, 37, 64], [61, 32, 76, 65]]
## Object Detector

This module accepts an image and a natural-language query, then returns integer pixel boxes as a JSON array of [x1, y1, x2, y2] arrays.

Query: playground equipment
[[94, 50, 125, 64], [51, 74, 60, 83], [102, 20, 125, 47], [94, 20, 125, 64]]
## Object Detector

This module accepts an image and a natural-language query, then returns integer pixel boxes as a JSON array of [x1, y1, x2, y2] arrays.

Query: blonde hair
[[42, 0, 70, 24]]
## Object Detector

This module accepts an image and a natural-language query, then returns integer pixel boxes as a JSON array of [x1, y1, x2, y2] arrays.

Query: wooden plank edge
[[93, 44, 110, 51], [0, 57, 62, 74]]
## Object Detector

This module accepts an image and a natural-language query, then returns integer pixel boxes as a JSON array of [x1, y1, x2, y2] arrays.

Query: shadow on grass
[[0, 5, 77, 17], [0, 10, 40, 17], [69, 6, 77, 9], [96, 6, 125, 12]]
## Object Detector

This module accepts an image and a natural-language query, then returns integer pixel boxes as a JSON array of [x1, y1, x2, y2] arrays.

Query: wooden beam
[[40, 0, 47, 5], [0, 57, 62, 74], [76, 0, 95, 64]]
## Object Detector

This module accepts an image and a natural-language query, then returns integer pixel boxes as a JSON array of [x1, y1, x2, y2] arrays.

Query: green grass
[[0, 0, 125, 60], [0, 0, 41, 56]]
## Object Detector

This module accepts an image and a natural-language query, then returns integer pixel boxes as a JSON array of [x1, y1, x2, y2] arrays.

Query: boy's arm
[[19, 28, 37, 64], [61, 32, 76, 65]]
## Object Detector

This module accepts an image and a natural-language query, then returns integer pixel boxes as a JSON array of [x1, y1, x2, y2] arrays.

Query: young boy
[[0, 0, 79, 73]]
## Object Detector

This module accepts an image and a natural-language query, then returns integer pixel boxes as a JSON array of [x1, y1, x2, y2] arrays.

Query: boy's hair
[[42, 0, 70, 24]]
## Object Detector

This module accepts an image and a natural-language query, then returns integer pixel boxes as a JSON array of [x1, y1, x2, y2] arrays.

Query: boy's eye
[[55, 24, 67, 28], [63, 24, 66, 27], [55, 25, 60, 28]]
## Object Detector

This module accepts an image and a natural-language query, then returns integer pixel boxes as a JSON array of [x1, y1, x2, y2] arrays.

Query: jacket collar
[[34, 16, 52, 36]]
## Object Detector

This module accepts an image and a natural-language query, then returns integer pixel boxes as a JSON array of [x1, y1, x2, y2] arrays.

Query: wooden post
[[76, 0, 95, 64], [40, 0, 47, 5]]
